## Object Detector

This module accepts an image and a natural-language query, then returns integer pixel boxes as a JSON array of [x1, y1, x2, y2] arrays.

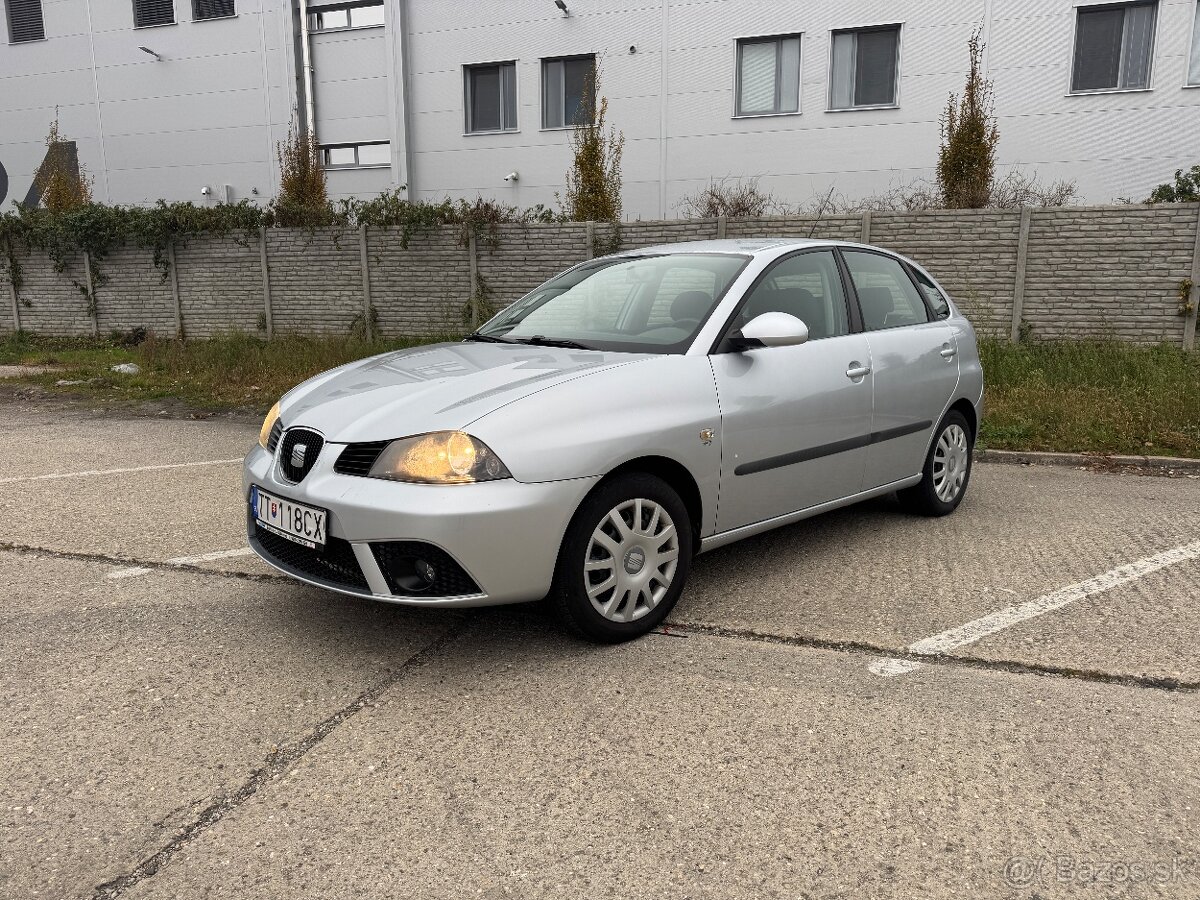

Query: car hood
[[280, 342, 653, 443]]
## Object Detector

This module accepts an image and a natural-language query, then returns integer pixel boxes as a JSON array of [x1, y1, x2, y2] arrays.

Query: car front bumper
[[243, 444, 600, 607]]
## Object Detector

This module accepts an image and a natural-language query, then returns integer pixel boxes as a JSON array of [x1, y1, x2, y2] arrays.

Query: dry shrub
[[797, 169, 1076, 215], [677, 177, 788, 218], [796, 180, 942, 214], [988, 170, 1079, 208]]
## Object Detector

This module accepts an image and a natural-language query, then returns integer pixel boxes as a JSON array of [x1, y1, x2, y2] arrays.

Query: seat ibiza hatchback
[[244, 240, 983, 642]]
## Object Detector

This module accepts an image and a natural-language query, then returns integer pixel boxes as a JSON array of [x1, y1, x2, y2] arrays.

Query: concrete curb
[[977, 449, 1200, 472]]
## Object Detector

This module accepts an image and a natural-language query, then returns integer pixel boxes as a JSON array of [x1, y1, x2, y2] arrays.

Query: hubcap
[[933, 423, 970, 503], [585, 498, 679, 623]]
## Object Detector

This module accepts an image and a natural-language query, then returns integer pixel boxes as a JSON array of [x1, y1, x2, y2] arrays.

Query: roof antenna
[[807, 186, 836, 238]]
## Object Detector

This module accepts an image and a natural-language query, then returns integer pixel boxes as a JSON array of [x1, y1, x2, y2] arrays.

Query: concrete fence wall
[[5, 204, 1200, 348]]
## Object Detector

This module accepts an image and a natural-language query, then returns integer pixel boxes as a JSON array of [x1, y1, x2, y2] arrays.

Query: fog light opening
[[391, 555, 437, 593]]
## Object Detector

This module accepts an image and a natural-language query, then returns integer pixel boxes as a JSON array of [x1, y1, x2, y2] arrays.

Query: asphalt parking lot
[[2, 397, 1199, 899]]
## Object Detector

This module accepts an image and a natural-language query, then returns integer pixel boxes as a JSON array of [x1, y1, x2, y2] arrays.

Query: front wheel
[[898, 410, 973, 516], [550, 473, 692, 643]]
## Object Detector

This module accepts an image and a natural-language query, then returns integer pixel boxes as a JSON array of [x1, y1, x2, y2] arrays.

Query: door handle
[[940, 344, 957, 360], [845, 364, 871, 380]]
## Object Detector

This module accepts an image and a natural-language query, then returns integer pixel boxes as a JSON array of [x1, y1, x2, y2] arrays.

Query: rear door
[[710, 249, 873, 532], [839, 249, 960, 489]]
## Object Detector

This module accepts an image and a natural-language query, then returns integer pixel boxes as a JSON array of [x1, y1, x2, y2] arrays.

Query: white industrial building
[[2, 0, 1199, 219]]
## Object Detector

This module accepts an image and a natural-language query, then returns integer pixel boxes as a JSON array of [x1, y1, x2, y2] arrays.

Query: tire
[[550, 473, 693, 643], [898, 410, 974, 517]]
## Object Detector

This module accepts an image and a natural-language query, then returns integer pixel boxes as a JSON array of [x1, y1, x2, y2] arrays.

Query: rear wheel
[[550, 473, 692, 643], [898, 410, 973, 516]]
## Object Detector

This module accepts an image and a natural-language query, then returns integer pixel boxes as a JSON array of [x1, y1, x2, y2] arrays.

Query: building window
[[193, 0, 234, 20], [309, 0, 383, 32], [829, 25, 901, 109], [133, 0, 175, 28], [542, 55, 595, 128], [735, 35, 801, 116], [464, 62, 518, 133], [1071, 2, 1157, 92], [6, 0, 44, 42], [322, 142, 390, 169], [1188, 1, 1200, 85]]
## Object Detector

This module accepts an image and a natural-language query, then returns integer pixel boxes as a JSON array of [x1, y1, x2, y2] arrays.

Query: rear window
[[842, 250, 930, 331], [910, 267, 951, 320]]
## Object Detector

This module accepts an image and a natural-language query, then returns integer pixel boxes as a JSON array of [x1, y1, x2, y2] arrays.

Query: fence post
[[359, 224, 374, 341], [259, 227, 273, 340], [1010, 207, 1033, 343], [167, 240, 184, 340], [468, 232, 479, 330], [5, 241, 19, 334], [6, 277, 18, 334], [83, 251, 99, 337], [716, 215, 727, 240], [1184, 204, 1200, 351], [585, 221, 595, 260], [860, 210, 872, 244]]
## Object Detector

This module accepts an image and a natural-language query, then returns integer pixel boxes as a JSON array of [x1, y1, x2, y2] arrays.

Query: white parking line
[[106, 547, 254, 579], [0, 458, 242, 485], [168, 548, 255, 566], [869, 540, 1200, 678], [106, 567, 153, 580]]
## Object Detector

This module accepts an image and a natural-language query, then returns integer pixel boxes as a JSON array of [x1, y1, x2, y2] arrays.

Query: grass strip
[[3, 332, 1198, 457]]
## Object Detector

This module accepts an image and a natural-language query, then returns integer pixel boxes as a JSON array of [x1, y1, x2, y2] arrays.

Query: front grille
[[266, 419, 283, 453], [253, 522, 369, 592], [334, 441, 390, 477], [371, 542, 482, 598], [278, 428, 324, 483]]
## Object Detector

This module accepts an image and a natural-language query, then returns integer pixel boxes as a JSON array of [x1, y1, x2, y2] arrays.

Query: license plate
[[250, 485, 327, 548]]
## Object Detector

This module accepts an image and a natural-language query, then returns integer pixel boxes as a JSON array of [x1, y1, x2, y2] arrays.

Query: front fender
[[467, 355, 723, 536]]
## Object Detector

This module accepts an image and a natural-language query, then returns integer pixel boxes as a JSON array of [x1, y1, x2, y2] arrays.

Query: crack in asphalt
[[3, 538, 1196, 896], [87, 616, 475, 900], [4, 541, 1195, 696], [0, 541, 287, 584], [667, 621, 1200, 694]]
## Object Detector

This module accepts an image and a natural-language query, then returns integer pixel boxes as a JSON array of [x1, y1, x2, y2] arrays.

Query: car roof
[[614, 237, 895, 259]]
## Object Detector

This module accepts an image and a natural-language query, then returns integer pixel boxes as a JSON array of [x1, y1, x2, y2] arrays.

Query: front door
[[710, 249, 874, 533]]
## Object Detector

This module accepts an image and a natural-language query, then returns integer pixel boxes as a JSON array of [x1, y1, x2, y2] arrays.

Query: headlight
[[258, 401, 281, 449], [367, 431, 511, 484]]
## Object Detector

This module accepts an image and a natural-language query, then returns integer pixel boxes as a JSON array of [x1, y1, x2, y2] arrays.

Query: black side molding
[[734, 420, 933, 476]]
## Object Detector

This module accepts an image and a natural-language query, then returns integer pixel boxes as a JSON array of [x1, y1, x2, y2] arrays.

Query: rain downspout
[[298, 0, 317, 140]]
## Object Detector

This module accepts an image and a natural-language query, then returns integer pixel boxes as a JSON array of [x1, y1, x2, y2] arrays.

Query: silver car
[[244, 239, 983, 642]]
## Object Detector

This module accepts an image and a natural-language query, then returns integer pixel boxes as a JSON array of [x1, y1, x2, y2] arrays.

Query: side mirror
[[730, 312, 810, 350]]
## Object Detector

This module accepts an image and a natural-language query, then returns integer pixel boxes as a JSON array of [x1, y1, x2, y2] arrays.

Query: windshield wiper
[[463, 332, 516, 344], [515, 335, 594, 350]]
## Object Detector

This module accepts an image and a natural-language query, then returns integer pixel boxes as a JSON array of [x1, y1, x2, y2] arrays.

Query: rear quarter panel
[[467, 355, 724, 537], [950, 312, 985, 416]]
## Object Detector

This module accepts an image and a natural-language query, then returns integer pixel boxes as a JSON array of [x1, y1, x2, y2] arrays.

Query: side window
[[736, 250, 850, 340], [842, 251, 930, 330], [910, 267, 951, 320]]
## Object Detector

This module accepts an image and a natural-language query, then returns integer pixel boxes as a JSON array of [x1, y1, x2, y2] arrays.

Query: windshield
[[476, 253, 751, 353]]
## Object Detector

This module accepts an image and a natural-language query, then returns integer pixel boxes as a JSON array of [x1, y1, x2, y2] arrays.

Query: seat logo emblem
[[290, 444, 308, 468]]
